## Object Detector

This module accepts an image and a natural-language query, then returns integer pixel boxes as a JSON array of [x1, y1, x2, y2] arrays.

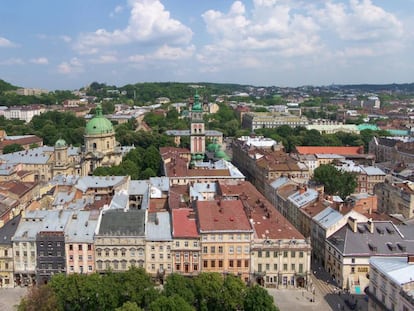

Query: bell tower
[[190, 90, 205, 157]]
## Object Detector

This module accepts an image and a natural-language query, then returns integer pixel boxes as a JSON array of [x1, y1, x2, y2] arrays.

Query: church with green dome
[[52, 104, 123, 177]]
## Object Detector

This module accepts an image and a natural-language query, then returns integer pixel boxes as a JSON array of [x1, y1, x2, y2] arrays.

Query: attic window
[[397, 243, 406, 251], [386, 227, 395, 234], [368, 243, 377, 252], [376, 227, 385, 235], [387, 243, 397, 251]]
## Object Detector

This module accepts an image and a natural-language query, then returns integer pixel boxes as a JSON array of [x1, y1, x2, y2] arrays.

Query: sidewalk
[[0, 287, 27, 311]]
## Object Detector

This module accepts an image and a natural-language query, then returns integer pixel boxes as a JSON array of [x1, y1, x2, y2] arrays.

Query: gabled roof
[[295, 146, 363, 155], [172, 208, 198, 238], [196, 200, 252, 232], [98, 209, 146, 237]]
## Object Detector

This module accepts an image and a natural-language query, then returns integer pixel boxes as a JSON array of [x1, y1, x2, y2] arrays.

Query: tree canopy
[[18, 270, 279, 311], [312, 164, 358, 199]]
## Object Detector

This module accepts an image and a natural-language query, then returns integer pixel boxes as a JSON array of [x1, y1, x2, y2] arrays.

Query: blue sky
[[1, 0, 414, 90]]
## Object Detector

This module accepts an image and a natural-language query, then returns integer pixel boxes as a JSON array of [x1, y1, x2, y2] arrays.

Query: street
[[0, 287, 27, 311]]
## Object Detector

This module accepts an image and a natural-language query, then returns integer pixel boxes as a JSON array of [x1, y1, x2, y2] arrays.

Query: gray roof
[[165, 130, 223, 136], [108, 190, 129, 210], [97, 209, 146, 236], [0, 215, 21, 245], [0, 146, 53, 165], [76, 176, 128, 192], [12, 210, 73, 242], [0, 163, 17, 176], [67, 146, 81, 156], [129, 180, 149, 195], [313, 207, 343, 229], [65, 210, 99, 243], [288, 188, 319, 208], [53, 191, 76, 206], [269, 177, 290, 190], [370, 256, 414, 285], [146, 211, 172, 241], [190, 182, 217, 200], [328, 221, 414, 256], [50, 174, 79, 186]]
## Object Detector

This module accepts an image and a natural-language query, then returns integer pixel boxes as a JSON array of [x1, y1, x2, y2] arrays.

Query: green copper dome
[[85, 105, 114, 135], [192, 90, 203, 112], [55, 138, 67, 148]]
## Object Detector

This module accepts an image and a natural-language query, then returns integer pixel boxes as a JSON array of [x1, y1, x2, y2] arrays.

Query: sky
[[1, 0, 414, 91]]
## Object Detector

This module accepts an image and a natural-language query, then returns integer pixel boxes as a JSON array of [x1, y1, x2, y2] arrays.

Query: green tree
[[193, 273, 224, 311], [149, 295, 194, 311], [115, 302, 142, 311], [312, 164, 357, 199], [3, 143, 24, 154], [243, 285, 278, 311], [221, 274, 246, 311], [163, 274, 195, 306], [18, 285, 61, 311]]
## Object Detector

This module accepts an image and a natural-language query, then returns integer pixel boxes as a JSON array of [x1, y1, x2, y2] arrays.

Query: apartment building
[[0, 215, 20, 287], [171, 208, 200, 276], [94, 209, 146, 273], [65, 210, 99, 275], [196, 199, 253, 282], [218, 180, 311, 288], [145, 211, 173, 282], [374, 177, 414, 220], [325, 217, 414, 293], [367, 256, 414, 311]]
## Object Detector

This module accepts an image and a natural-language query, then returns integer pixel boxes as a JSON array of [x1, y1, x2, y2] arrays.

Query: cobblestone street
[[0, 287, 27, 311]]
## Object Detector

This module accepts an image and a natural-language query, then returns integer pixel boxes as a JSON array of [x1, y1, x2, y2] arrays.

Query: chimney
[[347, 216, 358, 233], [367, 219, 374, 233], [408, 255, 414, 264]]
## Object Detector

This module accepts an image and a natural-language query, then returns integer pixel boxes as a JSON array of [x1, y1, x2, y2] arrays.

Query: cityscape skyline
[[1, 0, 414, 90]]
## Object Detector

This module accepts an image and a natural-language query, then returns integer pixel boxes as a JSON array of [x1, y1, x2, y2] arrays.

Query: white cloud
[[150, 45, 195, 61], [0, 58, 24, 65], [57, 58, 84, 74], [110, 5, 124, 17], [30, 57, 49, 65], [90, 54, 118, 64], [60, 35, 72, 43], [197, 0, 406, 73], [313, 0, 403, 41], [0, 37, 16, 47], [74, 0, 193, 54]]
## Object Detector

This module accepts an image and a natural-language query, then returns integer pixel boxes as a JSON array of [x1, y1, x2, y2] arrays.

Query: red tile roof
[[149, 198, 168, 213], [172, 208, 199, 238], [218, 181, 305, 240], [295, 146, 363, 155], [196, 200, 252, 232]]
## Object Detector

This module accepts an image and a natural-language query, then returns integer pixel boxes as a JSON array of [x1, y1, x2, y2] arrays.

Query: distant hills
[[1, 78, 414, 95]]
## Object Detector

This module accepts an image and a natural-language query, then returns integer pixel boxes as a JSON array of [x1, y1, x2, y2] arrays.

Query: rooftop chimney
[[367, 219, 374, 234], [348, 216, 358, 233], [408, 255, 414, 264]]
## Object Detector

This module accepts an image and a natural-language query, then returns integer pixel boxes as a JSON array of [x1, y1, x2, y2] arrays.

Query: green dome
[[207, 142, 219, 152], [192, 90, 202, 112], [196, 154, 203, 160], [55, 138, 67, 148], [85, 105, 114, 135]]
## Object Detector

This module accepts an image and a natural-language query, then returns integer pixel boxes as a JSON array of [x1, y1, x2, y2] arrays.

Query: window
[[184, 241, 189, 247], [351, 258, 355, 263], [78, 245, 82, 251], [245, 260, 249, 268], [114, 262, 119, 269], [105, 250, 110, 257], [175, 253, 180, 260], [274, 251, 278, 257], [258, 264, 262, 272], [151, 246, 155, 251], [203, 246, 208, 253], [283, 264, 288, 271], [203, 260, 208, 268], [218, 260, 223, 268], [237, 246, 242, 254], [291, 264, 295, 271], [97, 250, 102, 257], [88, 255, 92, 261], [266, 251, 270, 258], [283, 251, 288, 258], [244, 246, 249, 254], [88, 265, 92, 271], [193, 241, 198, 247], [211, 246, 216, 254], [211, 260, 216, 268], [218, 234, 223, 241], [113, 250, 118, 256], [176, 264, 180, 271], [266, 263, 270, 271], [291, 251, 295, 258], [299, 251, 304, 258], [159, 254, 164, 260], [79, 255, 83, 261], [151, 254, 155, 260], [299, 264, 303, 273], [274, 264, 278, 271], [88, 245, 92, 251], [229, 260, 234, 267], [218, 246, 223, 254], [194, 264, 198, 271], [229, 246, 234, 254], [121, 250, 126, 257], [69, 245, 73, 251], [159, 245, 163, 251], [151, 264, 155, 270], [176, 241, 180, 247], [351, 267, 355, 273], [258, 251, 262, 257]]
